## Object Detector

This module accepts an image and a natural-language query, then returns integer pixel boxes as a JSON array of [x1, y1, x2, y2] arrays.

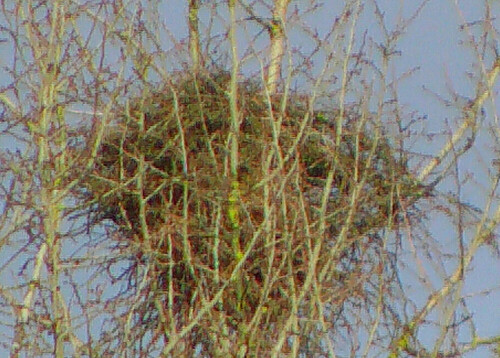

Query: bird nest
[[78, 70, 426, 351]]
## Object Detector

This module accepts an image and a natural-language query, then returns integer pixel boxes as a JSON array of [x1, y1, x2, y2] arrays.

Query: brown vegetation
[[79, 70, 426, 355]]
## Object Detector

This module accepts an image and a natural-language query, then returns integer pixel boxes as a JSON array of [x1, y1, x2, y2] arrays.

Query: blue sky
[[1, 0, 499, 356]]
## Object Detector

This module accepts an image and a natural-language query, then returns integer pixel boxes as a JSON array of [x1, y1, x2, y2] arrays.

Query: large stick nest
[[79, 70, 426, 353]]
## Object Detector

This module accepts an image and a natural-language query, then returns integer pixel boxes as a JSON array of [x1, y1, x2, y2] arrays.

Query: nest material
[[81, 70, 425, 352]]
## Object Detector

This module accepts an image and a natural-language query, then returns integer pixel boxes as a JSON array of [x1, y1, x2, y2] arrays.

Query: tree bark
[[266, 0, 290, 94], [188, 0, 202, 72]]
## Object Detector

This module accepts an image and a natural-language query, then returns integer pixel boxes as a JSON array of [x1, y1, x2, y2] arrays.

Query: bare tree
[[0, 0, 499, 357]]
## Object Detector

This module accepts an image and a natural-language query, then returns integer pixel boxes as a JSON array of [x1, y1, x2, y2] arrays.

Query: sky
[[385, 1, 500, 356], [1, 0, 500, 356]]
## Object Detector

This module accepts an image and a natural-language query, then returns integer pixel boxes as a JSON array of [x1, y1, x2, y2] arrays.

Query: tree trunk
[[266, 0, 290, 94], [188, 0, 202, 72]]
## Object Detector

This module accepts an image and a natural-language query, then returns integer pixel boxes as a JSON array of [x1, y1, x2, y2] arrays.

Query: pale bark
[[266, 0, 290, 94], [188, 0, 202, 72]]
